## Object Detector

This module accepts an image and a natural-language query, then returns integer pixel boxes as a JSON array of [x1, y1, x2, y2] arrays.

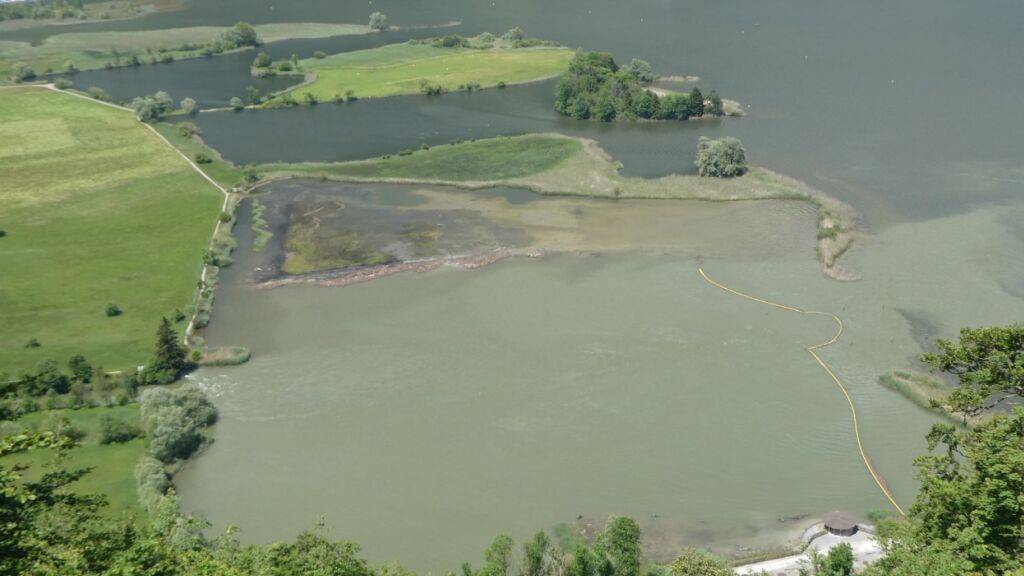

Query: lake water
[[22, 0, 1024, 571]]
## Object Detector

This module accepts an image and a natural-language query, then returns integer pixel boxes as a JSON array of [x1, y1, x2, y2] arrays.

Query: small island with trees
[[554, 51, 742, 121]]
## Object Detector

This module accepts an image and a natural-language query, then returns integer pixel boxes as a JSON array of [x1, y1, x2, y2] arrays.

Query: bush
[[53, 77, 73, 89], [694, 136, 747, 178], [252, 51, 272, 68], [105, 304, 122, 317], [180, 97, 198, 116], [626, 58, 654, 83], [502, 27, 524, 41], [217, 212, 232, 223], [194, 152, 212, 164], [131, 91, 173, 122], [68, 354, 92, 383], [177, 122, 200, 138], [140, 385, 217, 462], [221, 21, 259, 48], [134, 455, 171, 514], [313, 50, 327, 59], [44, 414, 85, 442], [11, 62, 36, 82], [419, 79, 445, 95], [87, 86, 110, 101], [304, 92, 318, 105], [25, 338, 40, 348], [100, 415, 143, 444], [369, 11, 387, 31], [229, 96, 244, 111]]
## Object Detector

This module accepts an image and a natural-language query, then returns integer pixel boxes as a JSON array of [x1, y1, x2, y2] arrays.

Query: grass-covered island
[[0, 0, 185, 32], [554, 51, 742, 121], [263, 29, 573, 105], [0, 21, 373, 82], [0, 86, 223, 374], [256, 133, 855, 277]]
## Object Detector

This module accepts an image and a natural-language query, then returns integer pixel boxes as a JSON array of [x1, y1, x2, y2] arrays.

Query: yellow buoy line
[[697, 267, 906, 516]]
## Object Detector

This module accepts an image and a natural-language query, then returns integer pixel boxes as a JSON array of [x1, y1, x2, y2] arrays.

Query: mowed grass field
[[280, 42, 573, 101], [0, 87, 222, 374], [1, 404, 145, 517], [0, 22, 369, 80], [261, 134, 583, 181]]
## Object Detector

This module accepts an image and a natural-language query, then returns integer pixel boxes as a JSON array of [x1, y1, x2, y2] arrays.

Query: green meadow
[[261, 134, 583, 181], [276, 41, 573, 102], [0, 404, 145, 517], [0, 87, 222, 375]]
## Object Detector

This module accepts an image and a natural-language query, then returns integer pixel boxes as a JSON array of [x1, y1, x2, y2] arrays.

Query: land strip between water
[[254, 133, 859, 279]]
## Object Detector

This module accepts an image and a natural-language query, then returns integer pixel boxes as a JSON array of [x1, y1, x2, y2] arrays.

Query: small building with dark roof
[[823, 511, 859, 537]]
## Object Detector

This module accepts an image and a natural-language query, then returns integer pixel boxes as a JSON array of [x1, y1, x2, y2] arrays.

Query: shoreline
[[252, 248, 542, 290]]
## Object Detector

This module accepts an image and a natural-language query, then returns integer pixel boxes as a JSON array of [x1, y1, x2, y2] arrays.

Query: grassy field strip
[[273, 42, 573, 102], [0, 22, 371, 80], [0, 86, 223, 372], [47, 85, 234, 344], [0, 405, 145, 517]]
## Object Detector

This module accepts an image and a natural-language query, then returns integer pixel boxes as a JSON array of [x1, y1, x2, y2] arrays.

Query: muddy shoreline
[[252, 248, 543, 289]]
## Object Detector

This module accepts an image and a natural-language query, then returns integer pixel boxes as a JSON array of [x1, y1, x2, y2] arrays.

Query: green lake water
[[29, 0, 1024, 570]]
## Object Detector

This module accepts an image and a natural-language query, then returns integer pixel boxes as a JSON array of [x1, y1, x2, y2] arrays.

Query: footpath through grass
[[0, 87, 222, 374], [275, 41, 572, 102], [0, 404, 145, 517]]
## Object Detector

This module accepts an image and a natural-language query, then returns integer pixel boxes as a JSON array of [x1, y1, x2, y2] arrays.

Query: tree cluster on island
[[554, 51, 724, 122]]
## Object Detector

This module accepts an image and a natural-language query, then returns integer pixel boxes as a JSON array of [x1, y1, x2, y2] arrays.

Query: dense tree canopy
[[865, 409, 1024, 575], [554, 51, 720, 122]]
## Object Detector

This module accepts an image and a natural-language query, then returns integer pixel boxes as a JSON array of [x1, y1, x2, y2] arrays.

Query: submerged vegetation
[[265, 32, 572, 104], [255, 133, 855, 275]]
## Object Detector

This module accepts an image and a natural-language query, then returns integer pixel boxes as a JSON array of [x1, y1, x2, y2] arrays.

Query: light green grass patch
[[1, 404, 145, 517], [276, 41, 573, 101], [263, 135, 582, 181], [0, 87, 222, 374]]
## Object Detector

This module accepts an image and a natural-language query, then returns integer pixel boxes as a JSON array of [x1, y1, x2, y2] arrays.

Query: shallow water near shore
[[179, 181, 1024, 571]]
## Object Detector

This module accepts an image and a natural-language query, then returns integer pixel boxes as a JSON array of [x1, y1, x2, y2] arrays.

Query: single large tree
[[154, 317, 187, 375], [369, 11, 388, 31]]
